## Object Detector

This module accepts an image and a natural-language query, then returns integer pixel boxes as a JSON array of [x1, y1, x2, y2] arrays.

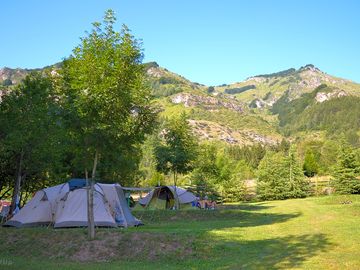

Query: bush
[[224, 85, 256, 95]]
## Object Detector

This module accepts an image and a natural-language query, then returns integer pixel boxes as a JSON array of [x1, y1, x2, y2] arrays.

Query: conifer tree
[[257, 146, 309, 200], [303, 149, 319, 177], [331, 140, 360, 194], [286, 146, 309, 198]]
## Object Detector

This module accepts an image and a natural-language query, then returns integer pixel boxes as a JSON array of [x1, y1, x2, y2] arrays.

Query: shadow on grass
[[217, 203, 274, 211], [204, 233, 332, 270], [133, 208, 301, 232], [0, 233, 334, 270]]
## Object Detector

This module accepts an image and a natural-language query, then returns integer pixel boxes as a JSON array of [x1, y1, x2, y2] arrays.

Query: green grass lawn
[[1, 195, 360, 269]]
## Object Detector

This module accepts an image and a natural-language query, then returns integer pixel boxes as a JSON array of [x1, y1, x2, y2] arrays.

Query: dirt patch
[[0, 229, 194, 263]]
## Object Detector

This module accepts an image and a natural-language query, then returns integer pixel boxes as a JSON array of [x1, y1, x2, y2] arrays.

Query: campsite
[[1, 195, 360, 269], [1, 1, 360, 269]]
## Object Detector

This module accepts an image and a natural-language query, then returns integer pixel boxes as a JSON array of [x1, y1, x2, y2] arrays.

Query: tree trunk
[[88, 150, 98, 240], [19, 190, 23, 208], [10, 150, 24, 216], [21, 186, 30, 208], [85, 169, 90, 237], [289, 152, 294, 191], [173, 171, 180, 210]]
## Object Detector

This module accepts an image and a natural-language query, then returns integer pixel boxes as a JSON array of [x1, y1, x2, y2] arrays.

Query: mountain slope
[[2, 62, 360, 146], [214, 64, 360, 108]]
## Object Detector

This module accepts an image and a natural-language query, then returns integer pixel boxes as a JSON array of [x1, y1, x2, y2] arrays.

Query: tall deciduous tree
[[190, 143, 219, 198], [0, 73, 63, 215], [154, 114, 198, 208], [60, 10, 155, 238]]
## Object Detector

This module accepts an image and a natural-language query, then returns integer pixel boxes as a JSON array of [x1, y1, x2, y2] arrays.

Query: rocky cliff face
[[315, 89, 348, 103], [0, 67, 29, 85], [188, 120, 279, 145], [171, 93, 245, 112]]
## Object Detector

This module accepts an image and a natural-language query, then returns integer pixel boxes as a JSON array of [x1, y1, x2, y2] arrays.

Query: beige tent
[[139, 186, 197, 209], [5, 179, 141, 228]]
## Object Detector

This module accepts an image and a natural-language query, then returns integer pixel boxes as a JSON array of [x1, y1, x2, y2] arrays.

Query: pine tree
[[331, 140, 360, 194], [257, 152, 289, 200], [286, 146, 309, 198], [257, 147, 309, 200], [303, 149, 319, 177]]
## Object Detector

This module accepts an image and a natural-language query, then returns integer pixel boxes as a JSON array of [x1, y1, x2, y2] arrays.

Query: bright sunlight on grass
[[1, 195, 360, 269]]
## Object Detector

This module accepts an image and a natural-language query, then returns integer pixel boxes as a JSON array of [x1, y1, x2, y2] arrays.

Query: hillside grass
[[1, 195, 360, 269]]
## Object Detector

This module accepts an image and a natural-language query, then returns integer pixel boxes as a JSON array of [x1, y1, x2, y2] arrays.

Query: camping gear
[[4, 179, 141, 228], [0, 201, 10, 223], [138, 186, 196, 209]]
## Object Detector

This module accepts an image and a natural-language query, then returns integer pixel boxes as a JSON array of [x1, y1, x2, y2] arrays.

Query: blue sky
[[1, 0, 359, 85]]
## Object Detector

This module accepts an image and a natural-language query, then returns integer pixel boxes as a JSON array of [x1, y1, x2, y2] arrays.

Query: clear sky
[[1, 0, 359, 85]]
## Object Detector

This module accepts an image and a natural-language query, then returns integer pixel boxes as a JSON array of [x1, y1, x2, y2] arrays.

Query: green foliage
[[221, 160, 252, 202], [190, 143, 254, 202], [60, 9, 156, 182], [331, 139, 360, 194], [272, 85, 360, 146], [263, 92, 272, 101], [297, 96, 360, 140], [257, 147, 309, 200], [226, 144, 266, 169], [224, 85, 256, 94], [158, 76, 181, 85], [255, 68, 296, 78], [150, 82, 183, 98], [143, 61, 159, 69], [275, 138, 291, 153], [2, 78, 12, 86], [137, 132, 166, 187], [154, 113, 198, 182], [303, 149, 319, 177], [207, 86, 215, 93], [271, 84, 327, 126], [249, 98, 260, 108], [0, 72, 66, 195]]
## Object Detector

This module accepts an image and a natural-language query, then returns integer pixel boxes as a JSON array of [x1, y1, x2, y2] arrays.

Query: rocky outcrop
[[243, 131, 278, 145], [146, 67, 163, 78], [188, 120, 278, 145], [315, 90, 348, 103], [171, 93, 244, 112]]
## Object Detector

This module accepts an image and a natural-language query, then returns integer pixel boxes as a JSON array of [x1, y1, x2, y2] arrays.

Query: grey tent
[[138, 186, 196, 209], [5, 179, 141, 228]]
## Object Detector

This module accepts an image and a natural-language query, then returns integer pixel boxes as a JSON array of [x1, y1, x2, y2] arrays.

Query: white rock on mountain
[[171, 93, 244, 112], [146, 67, 163, 78], [315, 90, 348, 103]]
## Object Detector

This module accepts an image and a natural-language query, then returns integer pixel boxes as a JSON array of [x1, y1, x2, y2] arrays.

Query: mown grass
[[1, 195, 360, 269]]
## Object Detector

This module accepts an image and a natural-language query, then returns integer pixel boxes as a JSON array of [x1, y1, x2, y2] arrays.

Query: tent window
[[40, 193, 48, 201]]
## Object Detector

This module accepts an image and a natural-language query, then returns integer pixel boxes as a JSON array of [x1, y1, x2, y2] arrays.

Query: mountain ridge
[[1, 62, 360, 146]]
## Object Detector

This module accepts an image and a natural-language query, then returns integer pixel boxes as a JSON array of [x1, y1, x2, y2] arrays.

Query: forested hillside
[[1, 36, 360, 205]]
